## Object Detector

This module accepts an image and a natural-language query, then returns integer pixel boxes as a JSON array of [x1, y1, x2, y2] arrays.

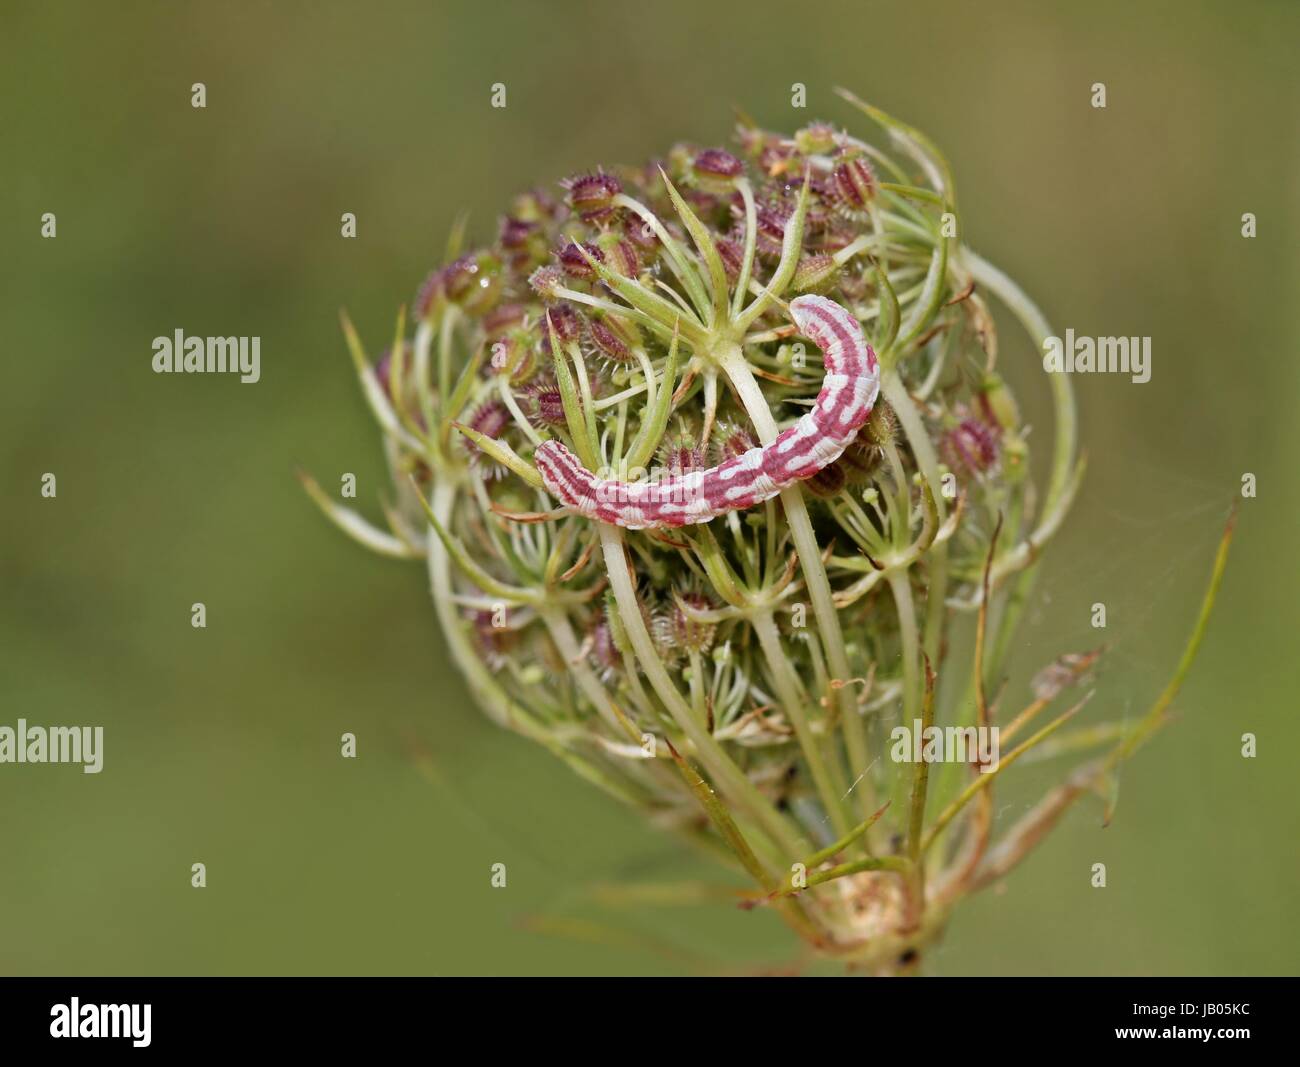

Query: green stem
[[921, 545, 948, 666], [923, 702, 1080, 854], [801, 803, 889, 869], [614, 193, 711, 323], [597, 523, 806, 862], [931, 249, 1079, 806], [962, 248, 1077, 521], [795, 855, 910, 893], [906, 660, 936, 870], [715, 343, 878, 825], [426, 484, 541, 740], [540, 607, 624, 735], [752, 608, 851, 840], [887, 570, 922, 730], [732, 178, 759, 319], [880, 373, 946, 521], [886, 568, 922, 829]]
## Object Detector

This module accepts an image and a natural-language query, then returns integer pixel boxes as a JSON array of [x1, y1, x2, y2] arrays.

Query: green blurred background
[[2, 0, 1296, 975]]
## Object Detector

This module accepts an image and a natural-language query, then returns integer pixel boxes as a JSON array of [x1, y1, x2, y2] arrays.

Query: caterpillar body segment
[[534, 295, 880, 529]]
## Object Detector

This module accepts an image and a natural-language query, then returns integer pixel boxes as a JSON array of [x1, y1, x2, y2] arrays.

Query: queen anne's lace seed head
[[313, 101, 1113, 972], [715, 236, 745, 282], [835, 436, 884, 483], [862, 402, 898, 447]]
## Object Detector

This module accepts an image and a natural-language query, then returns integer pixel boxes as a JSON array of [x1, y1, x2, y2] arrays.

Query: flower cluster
[[305, 94, 1226, 972]]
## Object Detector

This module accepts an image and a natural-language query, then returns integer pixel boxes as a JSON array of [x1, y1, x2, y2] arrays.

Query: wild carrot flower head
[[306, 92, 1230, 972]]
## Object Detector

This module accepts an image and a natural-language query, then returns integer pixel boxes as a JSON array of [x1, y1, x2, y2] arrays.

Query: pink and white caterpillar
[[534, 295, 880, 529]]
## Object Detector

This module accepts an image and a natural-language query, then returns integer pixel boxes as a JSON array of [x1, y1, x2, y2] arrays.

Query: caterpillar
[[534, 294, 880, 529]]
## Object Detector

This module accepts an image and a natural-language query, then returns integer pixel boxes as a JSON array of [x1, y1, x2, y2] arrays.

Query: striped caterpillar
[[534, 294, 880, 529]]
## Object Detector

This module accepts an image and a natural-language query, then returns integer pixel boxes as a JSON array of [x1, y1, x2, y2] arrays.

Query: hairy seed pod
[[556, 241, 604, 280], [414, 270, 442, 320], [488, 332, 537, 385], [716, 236, 745, 281], [657, 431, 705, 475], [812, 175, 843, 229], [837, 438, 884, 482], [588, 616, 622, 681], [794, 122, 838, 155], [595, 231, 640, 278], [585, 314, 640, 365], [669, 591, 718, 655], [563, 171, 622, 222], [623, 214, 659, 253], [482, 303, 529, 340], [498, 216, 547, 271], [862, 402, 898, 448], [440, 251, 504, 317], [499, 215, 536, 251], [527, 265, 564, 302], [541, 304, 581, 349], [793, 252, 839, 293], [712, 422, 758, 465], [978, 373, 1021, 432], [757, 139, 794, 176], [510, 187, 559, 223], [753, 200, 792, 257], [943, 412, 1001, 477], [462, 399, 511, 477], [691, 148, 744, 195], [806, 459, 849, 498], [831, 150, 877, 216], [522, 377, 567, 428]]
